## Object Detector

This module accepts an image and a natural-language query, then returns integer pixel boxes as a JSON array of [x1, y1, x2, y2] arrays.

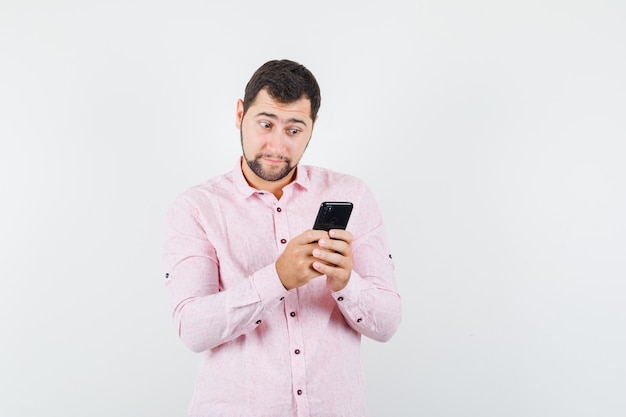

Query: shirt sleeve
[[331, 186, 402, 342], [162, 193, 288, 353]]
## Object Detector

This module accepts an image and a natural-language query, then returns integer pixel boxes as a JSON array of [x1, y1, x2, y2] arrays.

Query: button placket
[[284, 294, 307, 405], [274, 204, 289, 248]]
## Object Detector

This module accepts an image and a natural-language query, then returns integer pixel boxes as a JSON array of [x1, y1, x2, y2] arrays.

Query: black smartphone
[[312, 201, 353, 231]]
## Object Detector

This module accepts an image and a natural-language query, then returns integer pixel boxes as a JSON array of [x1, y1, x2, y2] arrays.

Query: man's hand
[[275, 229, 353, 291], [311, 229, 353, 291]]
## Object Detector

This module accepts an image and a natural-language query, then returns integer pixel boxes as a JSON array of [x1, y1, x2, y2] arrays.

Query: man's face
[[236, 89, 314, 184]]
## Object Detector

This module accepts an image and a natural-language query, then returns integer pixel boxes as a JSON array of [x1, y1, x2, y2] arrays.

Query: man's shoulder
[[300, 164, 368, 191], [196, 171, 235, 191], [301, 164, 364, 183], [174, 171, 236, 203]]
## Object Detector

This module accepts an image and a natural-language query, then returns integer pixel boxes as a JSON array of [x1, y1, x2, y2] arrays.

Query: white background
[[1, 1, 625, 416]]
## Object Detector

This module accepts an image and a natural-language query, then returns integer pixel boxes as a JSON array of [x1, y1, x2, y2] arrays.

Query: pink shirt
[[163, 158, 402, 417]]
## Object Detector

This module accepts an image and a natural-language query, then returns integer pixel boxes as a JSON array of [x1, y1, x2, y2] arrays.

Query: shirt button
[[280, 238, 287, 244], [290, 312, 296, 317], [294, 349, 301, 354], [337, 296, 344, 301], [357, 318, 363, 323], [280, 297, 285, 301], [164, 273, 169, 279], [297, 389, 303, 395], [256, 320, 262, 325], [277, 207, 282, 212]]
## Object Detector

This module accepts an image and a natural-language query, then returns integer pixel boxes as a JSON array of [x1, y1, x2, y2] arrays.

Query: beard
[[245, 153, 296, 182]]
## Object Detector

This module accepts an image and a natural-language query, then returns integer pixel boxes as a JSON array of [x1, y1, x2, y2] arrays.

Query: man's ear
[[235, 99, 244, 129]]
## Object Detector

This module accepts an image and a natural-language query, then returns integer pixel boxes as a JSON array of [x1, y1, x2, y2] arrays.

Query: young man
[[163, 59, 402, 417]]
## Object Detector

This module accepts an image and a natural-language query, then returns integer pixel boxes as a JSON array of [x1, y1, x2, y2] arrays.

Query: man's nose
[[266, 129, 286, 152]]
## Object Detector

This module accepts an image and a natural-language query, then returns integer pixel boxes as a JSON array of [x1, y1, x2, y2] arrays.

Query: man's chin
[[261, 165, 295, 182]]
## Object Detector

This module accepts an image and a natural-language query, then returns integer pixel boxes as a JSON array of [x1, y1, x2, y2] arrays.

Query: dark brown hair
[[243, 59, 321, 121]]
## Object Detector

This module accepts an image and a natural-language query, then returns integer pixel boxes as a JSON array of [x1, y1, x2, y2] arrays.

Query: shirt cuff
[[331, 269, 365, 302], [251, 263, 290, 306]]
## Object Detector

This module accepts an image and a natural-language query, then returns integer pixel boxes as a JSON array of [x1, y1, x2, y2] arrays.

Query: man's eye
[[288, 128, 300, 135], [260, 121, 271, 129]]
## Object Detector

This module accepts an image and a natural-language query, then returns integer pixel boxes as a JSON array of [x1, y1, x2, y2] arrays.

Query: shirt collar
[[233, 156, 311, 198]]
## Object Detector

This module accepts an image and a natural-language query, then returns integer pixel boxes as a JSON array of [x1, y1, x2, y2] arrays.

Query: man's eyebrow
[[256, 112, 308, 127]]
